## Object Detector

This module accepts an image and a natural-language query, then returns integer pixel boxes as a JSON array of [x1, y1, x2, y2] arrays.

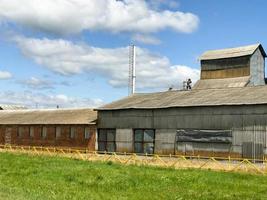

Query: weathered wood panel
[[201, 66, 250, 79]]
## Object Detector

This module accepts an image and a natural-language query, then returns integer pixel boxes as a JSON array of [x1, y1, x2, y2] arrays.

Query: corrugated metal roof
[[97, 85, 267, 110], [193, 76, 250, 89], [0, 105, 27, 110], [0, 108, 97, 125], [199, 44, 266, 60]]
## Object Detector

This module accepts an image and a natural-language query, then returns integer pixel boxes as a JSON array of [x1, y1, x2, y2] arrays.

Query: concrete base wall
[[116, 129, 133, 153]]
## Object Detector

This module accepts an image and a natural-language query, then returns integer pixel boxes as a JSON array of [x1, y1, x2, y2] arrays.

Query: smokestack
[[128, 45, 136, 95]]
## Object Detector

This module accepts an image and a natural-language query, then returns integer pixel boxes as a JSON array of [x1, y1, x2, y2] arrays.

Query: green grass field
[[0, 152, 267, 200]]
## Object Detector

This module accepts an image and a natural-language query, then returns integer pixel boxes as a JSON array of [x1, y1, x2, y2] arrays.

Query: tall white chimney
[[128, 45, 136, 95]]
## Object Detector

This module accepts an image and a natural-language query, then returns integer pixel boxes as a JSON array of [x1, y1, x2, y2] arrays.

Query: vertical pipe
[[129, 45, 136, 95], [132, 45, 136, 94]]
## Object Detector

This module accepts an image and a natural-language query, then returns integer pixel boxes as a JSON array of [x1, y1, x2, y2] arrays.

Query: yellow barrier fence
[[0, 144, 266, 175]]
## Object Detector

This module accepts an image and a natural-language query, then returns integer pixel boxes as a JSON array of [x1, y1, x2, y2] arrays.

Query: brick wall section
[[0, 126, 4, 144], [0, 125, 96, 150]]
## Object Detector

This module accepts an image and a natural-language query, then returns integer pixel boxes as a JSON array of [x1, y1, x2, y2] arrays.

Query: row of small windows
[[17, 126, 91, 139]]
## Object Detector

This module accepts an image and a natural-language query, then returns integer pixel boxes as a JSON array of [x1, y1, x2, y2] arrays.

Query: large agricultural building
[[0, 108, 97, 150], [97, 44, 267, 159], [0, 44, 266, 160]]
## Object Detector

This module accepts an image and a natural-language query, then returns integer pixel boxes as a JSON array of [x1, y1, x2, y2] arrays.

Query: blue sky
[[0, 0, 266, 108]]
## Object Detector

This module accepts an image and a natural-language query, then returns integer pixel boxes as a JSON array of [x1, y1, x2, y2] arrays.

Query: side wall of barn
[[98, 105, 267, 157], [0, 124, 96, 150], [0, 126, 5, 144]]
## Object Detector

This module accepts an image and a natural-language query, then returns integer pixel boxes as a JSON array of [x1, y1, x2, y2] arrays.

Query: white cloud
[[132, 34, 161, 45], [0, 70, 12, 79], [0, 0, 199, 34], [148, 0, 179, 9], [13, 35, 200, 91], [0, 90, 104, 108], [19, 77, 54, 89]]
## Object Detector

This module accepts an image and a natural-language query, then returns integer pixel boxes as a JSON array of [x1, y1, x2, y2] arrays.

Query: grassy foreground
[[0, 153, 267, 200]]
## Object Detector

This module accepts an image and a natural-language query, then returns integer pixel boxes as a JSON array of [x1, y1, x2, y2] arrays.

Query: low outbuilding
[[0, 108, 97, 150]]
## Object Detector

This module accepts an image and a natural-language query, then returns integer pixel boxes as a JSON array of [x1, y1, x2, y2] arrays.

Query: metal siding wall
[[98, 105, 267, 157], [116, 129, 133, 153], [98, 105, 267, 130], [154, 129, 176, 155], [250, 48, 265, 86]]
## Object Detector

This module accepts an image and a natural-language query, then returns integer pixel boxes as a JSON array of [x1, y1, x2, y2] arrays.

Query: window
[[30, 127, 34, 138], [70, 127, 75, 139], [84, 127, 90, 139], [18, 127, 23, 138], [56, 127, 61, 139], [41, 127, 47, 139], [134, 129, 155, 154], [98, 129, 116, 152]]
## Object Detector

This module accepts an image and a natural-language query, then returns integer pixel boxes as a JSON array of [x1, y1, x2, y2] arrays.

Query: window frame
[[133, 129, 155, 154], [29, 126, 34, 138], [56, 126, 61, 139], [17, 127, 23, 138], [84, 127, 90, 140], [70, 126, 75, 139], [41, 126, 47, 139], [97, 129, 116, 152]]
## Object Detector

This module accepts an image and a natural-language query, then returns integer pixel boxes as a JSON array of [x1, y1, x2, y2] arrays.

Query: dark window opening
[[30, 127, 34, 138], [41, 127, 47, 139], [17, 127, 23, 138], [56, 127, 61, 139], [84, 127, 90, 139], [70, 127, 75, 139], [134, 129, 155, 154], [98, 129, 116, 152]]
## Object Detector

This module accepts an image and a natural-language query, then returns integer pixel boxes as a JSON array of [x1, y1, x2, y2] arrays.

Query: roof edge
[[199, 43, 266, 60]]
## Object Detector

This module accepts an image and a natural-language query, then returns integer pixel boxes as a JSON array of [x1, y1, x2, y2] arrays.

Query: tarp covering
[[176, 129, 232, 144]]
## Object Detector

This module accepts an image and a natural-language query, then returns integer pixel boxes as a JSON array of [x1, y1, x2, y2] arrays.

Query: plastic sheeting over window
[[176, 129, 232, 144]]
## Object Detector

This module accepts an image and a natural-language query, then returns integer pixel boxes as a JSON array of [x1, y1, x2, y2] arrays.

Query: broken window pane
[[134, 129, 155, 154], [144, 130, 154, 142], [144, 143, 154, 154]]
